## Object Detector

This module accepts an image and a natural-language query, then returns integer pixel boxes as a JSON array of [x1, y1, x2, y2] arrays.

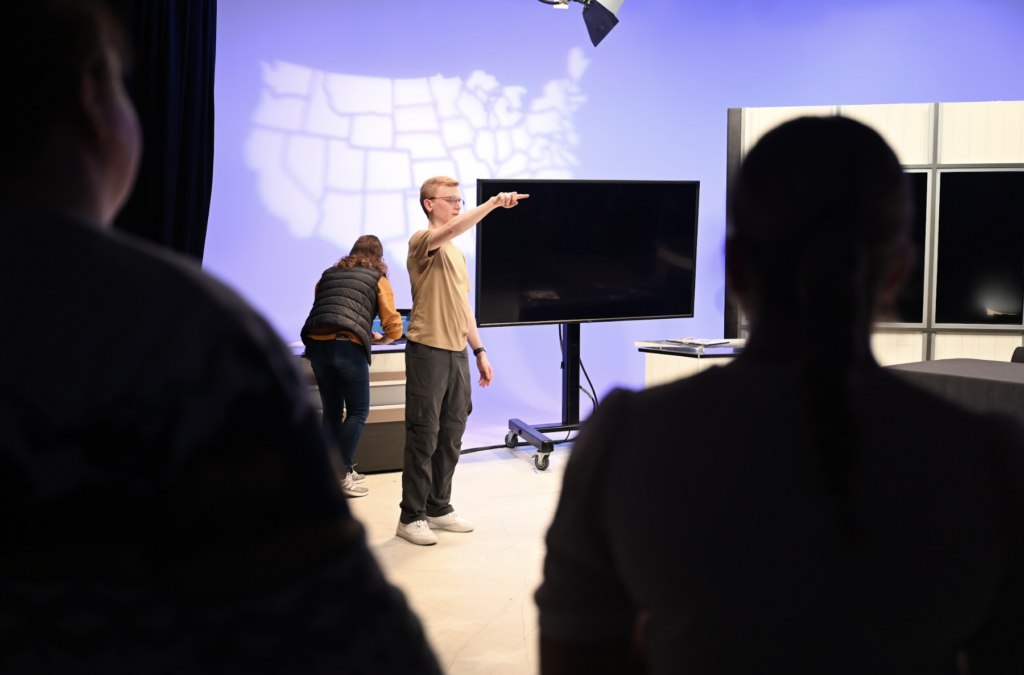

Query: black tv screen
[[891, 171, 929, 323], [475, 179, 699, 326], [935, 171, 1024, 325]]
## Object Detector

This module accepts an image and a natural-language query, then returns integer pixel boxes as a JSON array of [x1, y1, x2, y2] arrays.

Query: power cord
[[460, 434, 577, 455], [580, 356, 600, 408], [579, 385, 597, 409], [558, 324, 600, 411]]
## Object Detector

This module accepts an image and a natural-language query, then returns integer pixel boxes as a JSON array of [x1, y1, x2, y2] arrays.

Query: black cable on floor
[[460, 435, 577, 455]]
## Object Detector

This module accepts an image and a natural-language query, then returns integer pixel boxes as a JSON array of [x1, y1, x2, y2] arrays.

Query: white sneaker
[[340, 474, 368, 498], [349, 467, 365, 483], [425, 512, 474, 533], [396, 520, 438, 546]]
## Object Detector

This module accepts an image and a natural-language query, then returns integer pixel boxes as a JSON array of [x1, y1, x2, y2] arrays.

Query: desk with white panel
[[637, 340, 744, 388]]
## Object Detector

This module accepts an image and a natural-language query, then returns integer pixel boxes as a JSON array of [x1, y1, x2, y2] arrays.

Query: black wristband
[[473, 346, 486, 356]]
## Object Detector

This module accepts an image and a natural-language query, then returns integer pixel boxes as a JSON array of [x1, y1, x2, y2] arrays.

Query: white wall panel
[[742, 106, 836, 157], [368, 354, 386, 373], [698, 357, 734, 374], [643, 353, 737, 388], [655, 353, 699, 387], [841, 104, 932, 165], [939, 101, 1024, 164], [871, 331, 925, 366], [933, 333, 1022, 362], [369, 352, 406, 373]]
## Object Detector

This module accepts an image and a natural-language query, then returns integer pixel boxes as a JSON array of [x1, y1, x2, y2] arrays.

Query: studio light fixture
[[539, 0, 624, 47]]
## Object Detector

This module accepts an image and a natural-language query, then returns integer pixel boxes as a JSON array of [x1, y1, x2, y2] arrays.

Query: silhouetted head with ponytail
[[540, 114, 1024, 672], [728, 117, 913, 538]]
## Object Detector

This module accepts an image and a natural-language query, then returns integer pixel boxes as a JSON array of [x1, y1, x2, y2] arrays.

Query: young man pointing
[[396, 177, 527, 546]]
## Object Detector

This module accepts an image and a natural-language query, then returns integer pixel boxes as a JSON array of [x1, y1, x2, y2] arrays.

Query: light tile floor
[[348, 440, 572, 675]]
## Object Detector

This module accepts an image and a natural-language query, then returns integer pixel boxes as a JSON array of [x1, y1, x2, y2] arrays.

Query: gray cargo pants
[[399, 340, 472, 524]]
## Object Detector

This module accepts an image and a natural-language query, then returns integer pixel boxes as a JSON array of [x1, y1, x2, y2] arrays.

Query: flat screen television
[[891, 171, 929, 324], [934, 170, 1024, 325], [475, 179, 699, 327]]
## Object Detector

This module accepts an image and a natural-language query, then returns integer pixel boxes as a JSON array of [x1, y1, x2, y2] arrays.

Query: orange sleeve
[[377, 277, 404, 340]]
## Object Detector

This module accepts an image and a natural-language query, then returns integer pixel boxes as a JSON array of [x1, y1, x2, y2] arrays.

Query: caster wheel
[[505, 432, 519, 448], [534, 454, 550, 471]]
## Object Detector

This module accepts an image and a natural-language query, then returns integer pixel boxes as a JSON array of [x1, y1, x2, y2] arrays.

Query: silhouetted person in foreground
[[0, 2, 439, 672], [536, 117, 1024, 674]]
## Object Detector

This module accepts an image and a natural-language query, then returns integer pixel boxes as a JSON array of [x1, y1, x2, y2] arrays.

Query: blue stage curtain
[[113, 0, 217, 262]]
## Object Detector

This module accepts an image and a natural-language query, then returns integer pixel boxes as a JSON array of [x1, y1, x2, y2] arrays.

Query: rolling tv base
[[505, 323, 582, 471], [505, 420, 581, 470]]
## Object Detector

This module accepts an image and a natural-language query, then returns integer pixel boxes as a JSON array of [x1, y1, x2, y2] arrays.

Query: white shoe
[[341, 473, 368, 498], [396, 520, 438, 546], [349, 467, 366, 483], [426, 512, 474, 533]]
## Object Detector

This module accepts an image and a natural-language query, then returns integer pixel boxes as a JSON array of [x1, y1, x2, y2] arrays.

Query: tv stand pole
[[506, 322, 583, 470]]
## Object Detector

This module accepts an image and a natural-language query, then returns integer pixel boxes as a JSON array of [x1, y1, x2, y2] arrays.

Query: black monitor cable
[[558, 324, 600, 412], [580, 358, 599, 408]]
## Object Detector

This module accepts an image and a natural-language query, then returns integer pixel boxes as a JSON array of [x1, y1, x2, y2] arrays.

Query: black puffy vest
[[301, 265, 382, 364]]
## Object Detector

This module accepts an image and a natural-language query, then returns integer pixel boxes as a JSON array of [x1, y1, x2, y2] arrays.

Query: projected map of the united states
[[246, 49, 589, 258]]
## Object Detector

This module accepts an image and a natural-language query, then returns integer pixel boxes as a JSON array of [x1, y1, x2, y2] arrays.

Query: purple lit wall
[[205, 0, 1024, 434]]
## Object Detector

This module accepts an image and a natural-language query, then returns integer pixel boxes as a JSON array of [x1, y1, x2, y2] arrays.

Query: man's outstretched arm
[[428, 192, 528, 251]]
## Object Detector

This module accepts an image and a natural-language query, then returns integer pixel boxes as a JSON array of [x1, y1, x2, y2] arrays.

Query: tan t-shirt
[[405, 229, 471, 352]]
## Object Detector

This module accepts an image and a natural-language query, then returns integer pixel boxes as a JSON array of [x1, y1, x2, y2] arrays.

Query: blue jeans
[[304, 338, 370, 473]]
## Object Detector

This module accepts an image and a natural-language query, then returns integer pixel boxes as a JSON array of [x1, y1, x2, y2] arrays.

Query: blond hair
[[419, 176, 460, 216]]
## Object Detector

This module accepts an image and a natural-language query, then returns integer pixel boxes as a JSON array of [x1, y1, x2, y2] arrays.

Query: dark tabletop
[[887, 358, 1024, 427]]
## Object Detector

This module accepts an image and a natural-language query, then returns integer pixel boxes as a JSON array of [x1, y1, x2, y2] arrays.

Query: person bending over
[[536, 117, 1024, 674], [302, 234, 404, 497], [395, 176, 527, 545], [0, 2, 439, 672]]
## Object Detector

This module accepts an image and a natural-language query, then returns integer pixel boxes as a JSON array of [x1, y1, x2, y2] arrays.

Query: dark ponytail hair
[[729, 117, 911, 537]]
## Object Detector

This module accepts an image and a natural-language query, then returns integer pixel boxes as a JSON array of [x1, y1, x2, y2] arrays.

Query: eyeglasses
[[426, 196, 465, 207]]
